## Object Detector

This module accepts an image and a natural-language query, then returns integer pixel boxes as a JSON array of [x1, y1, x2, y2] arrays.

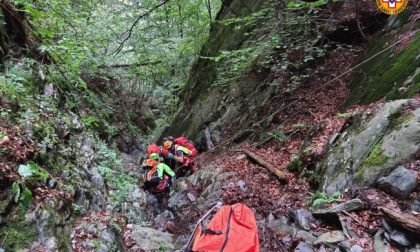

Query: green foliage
[[81, 115, 100, 129], [18, 163, 49, 181], [268, 129, 288, 143], [0, 211, 36, 251], [337, 109, 361, 119], [12, 182, 33, 209], [309, 191, 342, 209]]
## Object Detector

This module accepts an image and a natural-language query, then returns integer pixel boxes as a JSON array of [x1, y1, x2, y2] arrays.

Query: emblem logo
[[376, 0, 408, 15]]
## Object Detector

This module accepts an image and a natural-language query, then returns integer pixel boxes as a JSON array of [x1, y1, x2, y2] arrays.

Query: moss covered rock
[[347, 19, 420, 104], [317, 99, 419, 195]]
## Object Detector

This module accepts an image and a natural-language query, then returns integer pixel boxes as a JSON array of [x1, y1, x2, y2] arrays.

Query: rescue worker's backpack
[[147, 144, 161, 157], [174, 137, 198, 157], [142, 159, 160, 186], [189, 203, 260, 252]]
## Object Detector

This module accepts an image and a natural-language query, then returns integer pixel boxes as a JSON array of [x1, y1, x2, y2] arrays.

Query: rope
[[197, 30, 418, 158]]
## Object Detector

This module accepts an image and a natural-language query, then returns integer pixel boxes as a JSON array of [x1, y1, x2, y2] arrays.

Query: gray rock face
[[129, 226, 174, 251], [377, 166, 417, 199], [319, 99, 420, 194], [314, 230, 346, 245]]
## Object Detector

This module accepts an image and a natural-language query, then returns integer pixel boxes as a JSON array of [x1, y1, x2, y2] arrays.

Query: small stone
[[187, 193, 196, 202], [339, 240, 352, 252], [82, 241, 96, 250], [382, 219, 393, 234], [374, 229, 390, 252], [314, 230, 346, 245], [100, 229, 115, 243], [290, 209, 313, 231], [295, 230, 316, 243], [350, 245, 363, 252], [47, 178, 57, 189], [294, 242, 314, 252], [267, 219, 296, 236], [44, 237, 58, 251], [390, 230, 411, 247], [377, 166, 417, 199], [236, 180, 246, 192]]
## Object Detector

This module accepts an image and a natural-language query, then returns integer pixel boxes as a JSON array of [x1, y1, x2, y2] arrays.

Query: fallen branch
[[243, 150, 287, 182], [379, 207, 420, 234], [204, 126, 215, 150]]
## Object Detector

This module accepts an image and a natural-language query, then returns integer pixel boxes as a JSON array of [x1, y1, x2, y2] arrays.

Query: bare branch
[[113, 0, 171, 57]]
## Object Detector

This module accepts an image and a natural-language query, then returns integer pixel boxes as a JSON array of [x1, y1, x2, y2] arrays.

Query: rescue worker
[[162, 136, 196, 178], [141, 152, 175, 210]]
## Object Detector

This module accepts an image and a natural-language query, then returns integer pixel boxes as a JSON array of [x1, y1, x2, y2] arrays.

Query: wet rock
[[314, 230, 346, 245], [374, 229, 390, 252], [267, 219, 296, 236], [129, 226, 173, 251], [377, 166, 417, 199], [187, 193, 196, 202], [294, 242, 314, 252], [295, 230, 316, 243], [390, 230, 411, 247], [313, 199, 366, 216], [290, 209, 313, 231]]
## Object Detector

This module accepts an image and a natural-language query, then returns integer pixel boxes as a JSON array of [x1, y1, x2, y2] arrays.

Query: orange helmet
[[163, 136, 174, 149]]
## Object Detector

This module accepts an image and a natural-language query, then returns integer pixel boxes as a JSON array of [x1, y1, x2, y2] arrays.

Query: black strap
[[201, 229, 223, 235], [220, 207, 234, 252]]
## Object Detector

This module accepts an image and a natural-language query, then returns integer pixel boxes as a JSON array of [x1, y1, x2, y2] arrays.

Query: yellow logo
[[376, 0, 408, 15]]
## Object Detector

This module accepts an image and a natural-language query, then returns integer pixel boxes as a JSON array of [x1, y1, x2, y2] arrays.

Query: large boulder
[[377, 166, 417, 199], [318, 99, 419, 194], [128, 226, 174, 251]]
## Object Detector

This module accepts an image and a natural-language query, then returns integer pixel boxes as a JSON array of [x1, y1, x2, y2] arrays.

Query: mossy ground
[[0, 211, 37, 251], [354, 141, 388, 183]]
